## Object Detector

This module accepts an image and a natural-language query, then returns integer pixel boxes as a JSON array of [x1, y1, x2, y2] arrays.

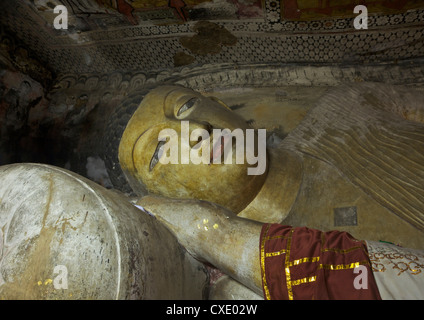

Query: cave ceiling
[[1, 0, 423, 78], [1, 0, 424, 175]]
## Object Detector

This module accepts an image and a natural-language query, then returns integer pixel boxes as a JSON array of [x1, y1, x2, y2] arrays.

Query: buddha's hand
[[136, 195, 236, 261]]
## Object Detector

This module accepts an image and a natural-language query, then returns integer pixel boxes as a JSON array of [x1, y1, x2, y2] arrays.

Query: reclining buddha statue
[[116, 82, 424, 299], [114, 82, 424, 249], [1, 82, 423, 299]]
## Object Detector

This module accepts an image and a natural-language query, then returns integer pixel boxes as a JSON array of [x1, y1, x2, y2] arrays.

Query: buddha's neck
[[238, 148, 302, 223]]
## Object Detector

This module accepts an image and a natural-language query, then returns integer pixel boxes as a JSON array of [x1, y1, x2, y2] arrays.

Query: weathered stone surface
[[0, 163, 207, 299]]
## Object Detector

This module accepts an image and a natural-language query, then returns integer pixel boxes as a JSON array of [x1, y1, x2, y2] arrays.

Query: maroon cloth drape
[[260, 223, 381, 300]]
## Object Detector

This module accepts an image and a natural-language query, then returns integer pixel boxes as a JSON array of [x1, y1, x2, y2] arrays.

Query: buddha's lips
[[210, 135, 230, 163]]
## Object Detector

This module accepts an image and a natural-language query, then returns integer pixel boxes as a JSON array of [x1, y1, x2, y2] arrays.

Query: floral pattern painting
[[69, 0, 264, 24], [281, 0, 424, 20]]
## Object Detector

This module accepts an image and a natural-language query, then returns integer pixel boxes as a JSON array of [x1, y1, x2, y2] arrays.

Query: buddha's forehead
[[148, 85, 200, 108], [132, 85, 200, 121], [163, 86, 202, 106]]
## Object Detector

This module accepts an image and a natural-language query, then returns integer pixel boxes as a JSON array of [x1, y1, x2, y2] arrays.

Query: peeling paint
[[179, 21, 237, 56]]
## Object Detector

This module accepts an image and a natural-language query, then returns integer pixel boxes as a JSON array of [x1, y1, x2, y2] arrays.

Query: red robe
[[260, 223, 381, 300]]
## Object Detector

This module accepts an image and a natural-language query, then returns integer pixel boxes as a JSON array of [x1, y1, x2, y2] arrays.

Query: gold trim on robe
[[260, 223, 381, 300]]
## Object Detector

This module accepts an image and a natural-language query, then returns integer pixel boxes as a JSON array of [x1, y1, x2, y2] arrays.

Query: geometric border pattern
[[1, 1, 424, 76]]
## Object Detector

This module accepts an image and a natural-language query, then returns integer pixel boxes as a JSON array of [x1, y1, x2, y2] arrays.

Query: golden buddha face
[[119, 85, 267, 213]]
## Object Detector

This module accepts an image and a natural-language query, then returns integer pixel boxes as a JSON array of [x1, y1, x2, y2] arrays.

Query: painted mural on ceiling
[[281, 0, 424, 20], [124, 0, 264, 21], [30, 0, 264, 28], [5, 0, 423, 74]]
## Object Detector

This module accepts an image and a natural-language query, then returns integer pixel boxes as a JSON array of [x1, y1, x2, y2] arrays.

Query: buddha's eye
[[149, 140, 166, 171], [177, 98, 197, 117]]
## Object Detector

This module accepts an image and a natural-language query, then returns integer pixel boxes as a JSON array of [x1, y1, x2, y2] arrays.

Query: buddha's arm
[[137, 195, 264, 296]]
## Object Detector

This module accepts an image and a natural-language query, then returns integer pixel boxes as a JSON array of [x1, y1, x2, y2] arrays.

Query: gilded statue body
[[116, 82, 424, 299], [1, 82, 423, 299], [118, 83, 424, 249]]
